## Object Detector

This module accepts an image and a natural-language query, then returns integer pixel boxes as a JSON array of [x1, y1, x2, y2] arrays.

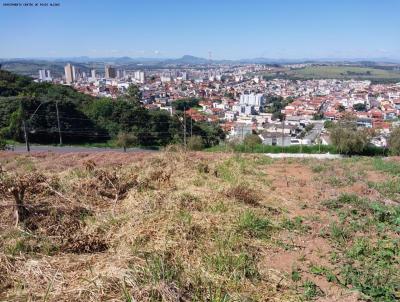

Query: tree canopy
[[330, 115, 371, 155]]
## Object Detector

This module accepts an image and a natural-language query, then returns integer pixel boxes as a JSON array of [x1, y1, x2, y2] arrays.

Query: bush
[[225, 184, 259, 206], [388, 127, 400, 155], [243, 134, 262, 149], [116, 132, 138, 152], [0, 138, 6, 150], [330, 116, 371, 155], [187, 135, 205, 151]]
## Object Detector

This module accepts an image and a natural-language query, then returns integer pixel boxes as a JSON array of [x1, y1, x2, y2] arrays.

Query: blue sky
[[0, 0, 399, 59]]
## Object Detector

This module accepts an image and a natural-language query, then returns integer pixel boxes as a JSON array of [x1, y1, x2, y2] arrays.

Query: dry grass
[[0, 150, 397, 301]]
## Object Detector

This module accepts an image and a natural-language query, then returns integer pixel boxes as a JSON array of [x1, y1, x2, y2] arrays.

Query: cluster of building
[[36, 63, 400, 148]]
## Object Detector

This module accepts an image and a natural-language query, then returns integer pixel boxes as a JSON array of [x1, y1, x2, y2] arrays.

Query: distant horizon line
[[1, 54, 400, 63]]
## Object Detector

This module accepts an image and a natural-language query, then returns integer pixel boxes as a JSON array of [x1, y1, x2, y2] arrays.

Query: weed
[[311, 165, 325, 173], [205, 234, 259, 281], [177, 210, 193, 226], [369, 179, 400, 200], [179, 192, 203, 211], [253, 156, 274, 166], [322, 191, 400, 301], [291, 267, 301, 282], [132, 252, 183, 289], [280, 216, 309, 233], [225, 184, 260, 206], [372, 158, 400, 176], [206, 250, 259, 281], [15, 157, 36, 171], [214, 156, 249, 183], [209, 201, 228, 213], [328, 222, 351, 244], [347, 237, 371, 260], [197, 162, 210, 174], [193, 176, 205, 187], [322, 193, 362, 209], [237, 210, 272, 238], [301, 280, 324, 300], [309, 265, 338, 283]]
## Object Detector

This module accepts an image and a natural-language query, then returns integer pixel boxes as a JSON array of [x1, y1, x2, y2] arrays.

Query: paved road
[[265, 153, 343, 159], [10, 145, 157, 153]]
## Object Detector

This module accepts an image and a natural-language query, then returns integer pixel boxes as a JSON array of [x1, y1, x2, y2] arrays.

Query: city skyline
[[0, 0, 399, 60]]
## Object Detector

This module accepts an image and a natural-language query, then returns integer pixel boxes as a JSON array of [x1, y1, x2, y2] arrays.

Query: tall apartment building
[[105, 65, 116, 79], [134, 71, 145, 83], [116, 69, 126, 79], [38, 69, 52, 82], [91, 69, 96, 79], [239, 93, 265, 107], [64, 63, 75, 84]]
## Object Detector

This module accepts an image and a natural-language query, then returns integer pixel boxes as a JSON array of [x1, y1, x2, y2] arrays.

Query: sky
[[0, 0, 399, 60]]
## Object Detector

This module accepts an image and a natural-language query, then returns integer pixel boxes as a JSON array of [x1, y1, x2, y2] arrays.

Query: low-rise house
[[259, 132, 292, 147], [357, 118, 373, 128], [228, 123, 253, 141]]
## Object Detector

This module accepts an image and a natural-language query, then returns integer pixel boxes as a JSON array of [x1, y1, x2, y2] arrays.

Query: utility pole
[[55, 101, 63, 145], [22, 120, 30, 152], [318, 133, 321, 153], [281, 117, 285, 153], [183, 107, 187, 148], [190, 116, 193, 137]]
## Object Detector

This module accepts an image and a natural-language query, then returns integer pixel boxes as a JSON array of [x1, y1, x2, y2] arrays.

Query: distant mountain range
[[1, 55, 399, 78], [1, 55, 400, 66]]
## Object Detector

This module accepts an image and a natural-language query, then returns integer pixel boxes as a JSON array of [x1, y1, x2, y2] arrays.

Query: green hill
[[0, 70, 224, 146]]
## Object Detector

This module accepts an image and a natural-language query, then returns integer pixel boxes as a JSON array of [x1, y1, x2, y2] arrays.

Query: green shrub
[[187, 135, 205, 151]]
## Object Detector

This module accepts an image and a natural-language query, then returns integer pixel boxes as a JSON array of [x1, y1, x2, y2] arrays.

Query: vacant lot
[[0, 150, 399, 301], [264, 65, 400, 82]]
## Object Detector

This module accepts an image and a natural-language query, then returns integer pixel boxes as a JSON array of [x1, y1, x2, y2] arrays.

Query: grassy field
[[0, 150, 399, 301], [264, 65, 400, 83], [207, 143, 388, 156]]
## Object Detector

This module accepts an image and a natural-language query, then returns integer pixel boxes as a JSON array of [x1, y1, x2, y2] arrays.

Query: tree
[[330, 115, 370, 155], [0, 136, 6, 150], [194, 122, 225, 147], [388, 127, 400, 155], [337, 105, 346, 112], [243, 134, 262, 149], [171, 98, 200, 111], [116, 132, 138, 152], [187, 135, 204, 151], [313, 113, 324, 120], [353, 103, 366, 112], [324, 120, 334, 129], [126, 84, 142, 105]]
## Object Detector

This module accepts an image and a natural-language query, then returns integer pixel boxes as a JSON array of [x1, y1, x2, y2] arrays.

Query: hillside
[[0, 70, 224, 146], [0, 150, 399, 301]]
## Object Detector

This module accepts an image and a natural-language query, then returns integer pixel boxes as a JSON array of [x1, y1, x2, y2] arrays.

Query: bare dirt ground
[[0, 150, 398, 302]]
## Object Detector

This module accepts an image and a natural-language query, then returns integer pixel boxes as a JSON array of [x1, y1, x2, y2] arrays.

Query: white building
[[134, 71, 145, 83], [240, 93, 265, 107], [64, 63, 75, 84], [233, 104, 253, 116], [225, 111, 236, 122], [38, 69, 52, 82]]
